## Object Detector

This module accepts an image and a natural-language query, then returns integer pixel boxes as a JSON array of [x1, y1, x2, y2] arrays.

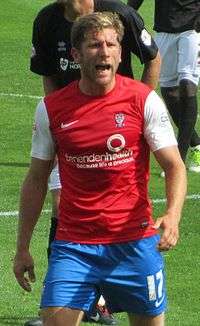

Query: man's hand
[[13, 250, 35, 292], [153, 214, 180, 251]]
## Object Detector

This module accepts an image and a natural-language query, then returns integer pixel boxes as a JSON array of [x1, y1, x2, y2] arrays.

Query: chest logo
[[141, 29, 152, 47], [115, 113, 125, 128], [60, 58, 69, 71], [61, 120, 79, 129]]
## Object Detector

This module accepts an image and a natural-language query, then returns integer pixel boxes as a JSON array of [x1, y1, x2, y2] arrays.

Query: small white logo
[[58, 41, 66, 52], [31, 46, 36, 58], [141, 29, 152, 46], [90, 312, 100, 322], [155, 294, 165, 308], [61, 120, 79, 129], [60, 58, 69, 71], [160, 113, 169, 127]]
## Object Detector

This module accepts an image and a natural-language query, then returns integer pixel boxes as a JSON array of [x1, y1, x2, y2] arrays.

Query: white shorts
[[155, 30, 200, 87], [48, 164, 61, 191]]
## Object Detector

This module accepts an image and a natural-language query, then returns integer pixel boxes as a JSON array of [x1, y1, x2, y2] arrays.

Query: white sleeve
[[144, 91, 177, 152], [31, 99, 55, 160], [48, 164, 61, 190]]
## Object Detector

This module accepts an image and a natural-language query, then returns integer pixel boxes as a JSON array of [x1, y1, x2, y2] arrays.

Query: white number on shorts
[[147, 269, 164, 307]]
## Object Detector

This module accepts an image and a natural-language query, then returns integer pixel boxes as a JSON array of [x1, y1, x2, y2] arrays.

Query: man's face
[[72, 28, 121, 91]]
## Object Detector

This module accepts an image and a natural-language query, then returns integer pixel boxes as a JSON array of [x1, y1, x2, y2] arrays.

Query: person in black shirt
[[26, 1, 161, 325], [31, 0, 160, 90], [129, 0, 200, 173]]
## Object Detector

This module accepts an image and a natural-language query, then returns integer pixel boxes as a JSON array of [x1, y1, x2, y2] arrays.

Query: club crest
[[115, 113, 125, 128], [60, 58, 69, 71]]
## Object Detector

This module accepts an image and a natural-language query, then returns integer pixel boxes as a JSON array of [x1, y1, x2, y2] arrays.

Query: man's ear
[[119, 45, 122, 64], [71, 47, 81, 63]]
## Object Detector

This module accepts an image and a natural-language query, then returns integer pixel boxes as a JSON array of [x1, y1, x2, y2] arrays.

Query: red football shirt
[[44, 75, 157, 243]]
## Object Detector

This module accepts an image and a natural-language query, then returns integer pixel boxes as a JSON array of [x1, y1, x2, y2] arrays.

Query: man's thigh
[[100, 235, 167, 316], [41, 236, 166, 317], [154, 32, 178, 87], [178, 30, 200, 85], [41, 241, 99, 312]]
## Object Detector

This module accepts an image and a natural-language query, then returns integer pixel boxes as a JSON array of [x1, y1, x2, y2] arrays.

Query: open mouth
[[95, 64, 111, 71]]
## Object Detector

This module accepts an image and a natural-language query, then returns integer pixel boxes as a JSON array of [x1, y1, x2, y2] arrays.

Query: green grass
[[0, 1, 200, 326]]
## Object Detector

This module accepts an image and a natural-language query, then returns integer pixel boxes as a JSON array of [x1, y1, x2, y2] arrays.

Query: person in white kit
[[129, 0, 200, 172]]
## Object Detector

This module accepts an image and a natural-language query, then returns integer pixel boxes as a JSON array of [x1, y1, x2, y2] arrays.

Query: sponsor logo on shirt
[[141, 29, 152, 47], [65, 134, 134, 169], [58, 41, 66, 52], [107, 134, 125, 153]]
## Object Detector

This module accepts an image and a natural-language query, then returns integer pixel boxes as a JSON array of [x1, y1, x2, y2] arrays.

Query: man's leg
[[161, 85, 200, 152], [128, 313, 164, 326], [177, 79, 198, 162], [41, 307, 84, 326]]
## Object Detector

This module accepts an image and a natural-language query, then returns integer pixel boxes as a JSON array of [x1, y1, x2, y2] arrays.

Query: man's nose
[[99, 42, 109, 56]]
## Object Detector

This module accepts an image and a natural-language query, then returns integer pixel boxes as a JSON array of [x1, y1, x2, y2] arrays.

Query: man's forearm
[[141, 52, 161, 89], [164, 162, 187, 222], [16, 173, 48, 252], [154, 147, 187, 222]]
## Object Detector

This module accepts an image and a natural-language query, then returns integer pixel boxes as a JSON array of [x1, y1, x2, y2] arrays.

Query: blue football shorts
[[40, 235, 167, 316]]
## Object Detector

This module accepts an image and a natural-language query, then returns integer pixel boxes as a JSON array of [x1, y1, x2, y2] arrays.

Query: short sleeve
[[123, 8, 158, 62], [30, 16, 56, 76], [31, 99, 55, 160], [144, 91, 177, 152]]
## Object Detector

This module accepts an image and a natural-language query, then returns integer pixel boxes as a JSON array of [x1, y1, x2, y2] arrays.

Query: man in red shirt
[[14, 12, 186, 326], [29, 1, 161, 323]]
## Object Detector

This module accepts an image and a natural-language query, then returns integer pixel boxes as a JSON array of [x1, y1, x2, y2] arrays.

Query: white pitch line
[[0, 92, 200, 121], [0, 209, 51, 217], [0, 194, 199, 217], [0, 92, 42, 100]]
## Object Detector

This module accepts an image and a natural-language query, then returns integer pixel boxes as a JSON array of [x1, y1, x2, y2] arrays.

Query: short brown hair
[[71, 11, 124, 50]]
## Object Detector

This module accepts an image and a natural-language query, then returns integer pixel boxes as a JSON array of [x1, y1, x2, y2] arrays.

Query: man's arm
[[126, 0, 160, 89], [143, 90, 187, 250], [13, 157, 54, 291], [141, 51, 161, 89], [42, 75, 61, 95], [153, 146, 187, 250]]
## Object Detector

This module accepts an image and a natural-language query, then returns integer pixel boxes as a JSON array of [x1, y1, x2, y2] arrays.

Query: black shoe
[[24, 318, 42, 326], [83, 305, 118, 325]]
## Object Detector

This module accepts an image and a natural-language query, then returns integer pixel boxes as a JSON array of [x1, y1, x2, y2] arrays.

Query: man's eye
[[89, 43, 99, 48]]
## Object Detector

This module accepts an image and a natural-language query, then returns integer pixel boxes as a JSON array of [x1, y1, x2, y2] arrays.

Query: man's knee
[[161, 86, 179, 99], [41, 307, 84, 326], [128, 312, 165, 326], [179, 79, 197, 97]]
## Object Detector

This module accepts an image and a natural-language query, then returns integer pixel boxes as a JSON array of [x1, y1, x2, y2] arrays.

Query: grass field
[[0, 1, 200, 325]]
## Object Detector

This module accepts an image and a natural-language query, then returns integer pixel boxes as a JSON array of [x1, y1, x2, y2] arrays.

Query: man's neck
[[63, 0, 94, 22], [79, 78, 116, 97]]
